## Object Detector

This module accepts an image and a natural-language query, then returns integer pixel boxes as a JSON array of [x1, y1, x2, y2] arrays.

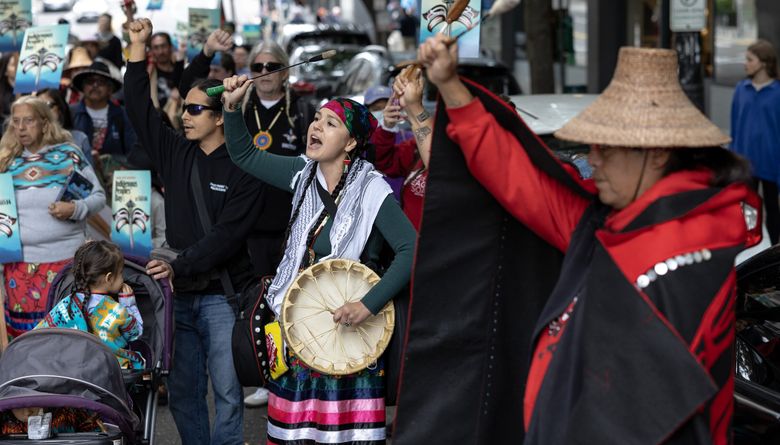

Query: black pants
[[753, 177, 780, 245]]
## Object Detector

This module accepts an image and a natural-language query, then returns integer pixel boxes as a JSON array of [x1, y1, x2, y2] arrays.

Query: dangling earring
[[343, 155, 351, 174]]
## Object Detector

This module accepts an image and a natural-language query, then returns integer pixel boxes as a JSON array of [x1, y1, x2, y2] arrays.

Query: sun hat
[[554, 47, 730, 148], [71, 61, 122, 93], [363, 85, 392, 107], [63, 47, 93, 76]]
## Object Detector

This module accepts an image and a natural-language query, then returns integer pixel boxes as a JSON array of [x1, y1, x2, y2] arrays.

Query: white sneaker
[[244, 388, 269, 407]]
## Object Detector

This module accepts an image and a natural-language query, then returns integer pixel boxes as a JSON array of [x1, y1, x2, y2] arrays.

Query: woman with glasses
[[0, 96, 105, 338], [37, 88, 93, 165]]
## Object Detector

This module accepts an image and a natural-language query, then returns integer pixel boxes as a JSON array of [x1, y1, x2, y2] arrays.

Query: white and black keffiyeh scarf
[[265, 157, 391, 315]]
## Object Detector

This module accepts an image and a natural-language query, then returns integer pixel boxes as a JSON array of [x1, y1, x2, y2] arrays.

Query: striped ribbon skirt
[[266, 354, 386, 445]]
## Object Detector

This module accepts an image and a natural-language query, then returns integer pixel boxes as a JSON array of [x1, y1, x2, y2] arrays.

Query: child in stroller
[[0, 407, 102, 435], [37, 240, 145, 370], [0, 328, 139, 443], [0, 243, 173, 444]]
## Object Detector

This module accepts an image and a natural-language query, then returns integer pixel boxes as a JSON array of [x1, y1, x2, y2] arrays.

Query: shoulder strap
[[315, 178, 338, 219], [190, 156, 236, 296]]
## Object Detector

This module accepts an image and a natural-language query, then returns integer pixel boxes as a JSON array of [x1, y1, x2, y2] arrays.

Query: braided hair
[[72, 240, 124, 296], [301, 162, 351, 268], [281, 159, 353, 263]]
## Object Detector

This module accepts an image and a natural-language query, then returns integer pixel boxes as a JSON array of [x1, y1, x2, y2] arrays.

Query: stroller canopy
[[0, 329, 140, 439]]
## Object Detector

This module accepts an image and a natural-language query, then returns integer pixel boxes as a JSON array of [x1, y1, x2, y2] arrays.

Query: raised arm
[[420, 35, 589, 251], [221, 75, 306, 190], [179, 29, 233, 98], [124, 19, 186, 178], [394, 66, 432, 168]]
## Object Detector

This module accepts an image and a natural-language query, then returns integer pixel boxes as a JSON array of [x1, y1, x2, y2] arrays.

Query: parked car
[[507, 93, 596, 178], [43, 0, 76, 12], [71, 0, 109, 23], [288, 43, 366, 100], [735, 244, 780, 444], [279, 23, 372, 56], [333, 45, 396, 101]]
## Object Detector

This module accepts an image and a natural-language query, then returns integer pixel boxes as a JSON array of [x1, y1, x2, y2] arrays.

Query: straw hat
[[63, 47, 93, 75], [554, 47, 730, 148]]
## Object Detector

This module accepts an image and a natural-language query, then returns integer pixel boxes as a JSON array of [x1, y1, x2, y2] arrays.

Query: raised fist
[[204, 29, 234, 57], [127, 18, 153, 45]]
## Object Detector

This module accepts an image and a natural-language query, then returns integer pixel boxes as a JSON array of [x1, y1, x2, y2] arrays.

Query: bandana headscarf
[[321, 98, 378, 149]]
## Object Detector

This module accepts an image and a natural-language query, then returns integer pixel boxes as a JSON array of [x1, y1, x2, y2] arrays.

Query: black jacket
[[180, 51, 312, 233], [124, 61, 264, 292], [71, 101, 136, 157]]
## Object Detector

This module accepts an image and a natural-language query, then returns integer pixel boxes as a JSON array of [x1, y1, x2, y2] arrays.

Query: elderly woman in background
[[0, 97, 105, 338]]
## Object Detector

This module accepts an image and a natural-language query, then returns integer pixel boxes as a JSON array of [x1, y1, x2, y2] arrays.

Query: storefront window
[[714, 0, 757, 85]]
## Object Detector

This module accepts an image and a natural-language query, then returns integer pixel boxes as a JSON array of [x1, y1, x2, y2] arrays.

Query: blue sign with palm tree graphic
[[0, 173, 22, 264], [0, 0, 31, 52], [111, 170, 152, 258], [14, 24, 67, 94]]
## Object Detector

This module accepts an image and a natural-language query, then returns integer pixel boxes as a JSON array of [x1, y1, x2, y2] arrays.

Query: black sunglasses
[[183, 103, 217, 116], [250, 62, 284, 73]]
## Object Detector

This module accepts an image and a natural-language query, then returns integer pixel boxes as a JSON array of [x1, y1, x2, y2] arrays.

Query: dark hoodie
[[124, 61, 264, 292]]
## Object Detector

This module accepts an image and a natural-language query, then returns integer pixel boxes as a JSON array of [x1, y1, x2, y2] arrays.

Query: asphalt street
[[153, 386, 267, 445]]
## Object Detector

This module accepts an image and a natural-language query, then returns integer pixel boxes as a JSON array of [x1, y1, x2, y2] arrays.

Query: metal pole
[[659, 0, 671, 48]]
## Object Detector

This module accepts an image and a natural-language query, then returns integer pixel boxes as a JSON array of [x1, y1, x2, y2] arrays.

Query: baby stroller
[[0, 328, 138, 443], [0, 256, 173, 444]]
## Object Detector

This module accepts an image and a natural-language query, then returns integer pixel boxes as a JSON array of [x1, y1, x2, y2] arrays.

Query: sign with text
[[111, 170, 152, 259], [671, 0, 706, 32], [13, 24, 68, 94], [0, 0, 31, 52], [419, 0, 481, 58], [187, 8, 220, 61], [0, 173, 22, 264]]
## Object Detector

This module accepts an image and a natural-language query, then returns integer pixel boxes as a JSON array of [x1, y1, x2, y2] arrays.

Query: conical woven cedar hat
[[63, 46, 93, 74], [554, 47, 730, 148]]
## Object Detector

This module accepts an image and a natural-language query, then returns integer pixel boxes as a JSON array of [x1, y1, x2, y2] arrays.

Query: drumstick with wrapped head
[[205, 50, 337, 96]]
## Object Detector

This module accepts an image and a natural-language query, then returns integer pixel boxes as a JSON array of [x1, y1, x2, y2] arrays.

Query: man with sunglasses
[[125, 18, 264, 445], [179, 32, 316, 409]]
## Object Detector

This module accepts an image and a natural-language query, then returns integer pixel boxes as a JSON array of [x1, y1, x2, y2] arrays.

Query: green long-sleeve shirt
[[224, 108, 416, 314]]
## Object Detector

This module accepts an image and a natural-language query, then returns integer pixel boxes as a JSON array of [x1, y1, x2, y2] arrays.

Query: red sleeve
[[445, 98, 589, 251], [372, 127, 418, 177]]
